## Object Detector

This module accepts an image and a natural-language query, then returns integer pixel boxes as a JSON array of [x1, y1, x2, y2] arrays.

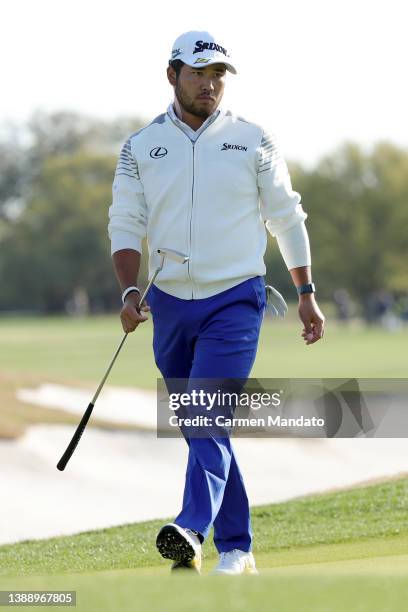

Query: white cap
[[169, 30, 237, 75]]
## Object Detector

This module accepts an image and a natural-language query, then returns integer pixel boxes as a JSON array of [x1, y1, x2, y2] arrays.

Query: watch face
[[298, 283, 315, 294]]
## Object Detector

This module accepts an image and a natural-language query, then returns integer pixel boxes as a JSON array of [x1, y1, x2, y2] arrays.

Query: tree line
[[0, 111, 407, 317]]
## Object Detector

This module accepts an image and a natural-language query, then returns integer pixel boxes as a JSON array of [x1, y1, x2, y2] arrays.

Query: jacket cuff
[[274, 222, 311, 269], [110, 230, 142, 255]]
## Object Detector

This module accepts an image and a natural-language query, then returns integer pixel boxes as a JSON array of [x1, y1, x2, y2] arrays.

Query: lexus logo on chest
[[150, 146, 168, 159]]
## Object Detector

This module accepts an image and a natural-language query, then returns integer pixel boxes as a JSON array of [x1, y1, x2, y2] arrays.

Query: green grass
[[1, 573, 408, 612], [2, 573, 408, 612], [0, 313, 407, 389], [1, 478, 408, 611], [1, 316, 407, 609], [1, 477, 407, 576], [0, 312, 407, 438]]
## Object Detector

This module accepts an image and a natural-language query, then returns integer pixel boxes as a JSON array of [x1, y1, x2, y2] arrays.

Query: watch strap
[[296, 282, 316, 295]]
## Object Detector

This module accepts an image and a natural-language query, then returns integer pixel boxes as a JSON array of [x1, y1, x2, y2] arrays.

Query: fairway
[[2, 3, 407, 611], [2, 570, 408, 612], [1, 317, 407, 610], [1, 478, 408, 611], [1, 313, 407, 439], [0, 313, 407, 387]]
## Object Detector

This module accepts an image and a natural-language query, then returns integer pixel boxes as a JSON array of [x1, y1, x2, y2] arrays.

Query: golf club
[[56, 248, 189, 471]]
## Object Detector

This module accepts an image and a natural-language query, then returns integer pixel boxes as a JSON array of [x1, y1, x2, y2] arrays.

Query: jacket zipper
[[190, 143, 196, 298], [167, 115, 211, 299]]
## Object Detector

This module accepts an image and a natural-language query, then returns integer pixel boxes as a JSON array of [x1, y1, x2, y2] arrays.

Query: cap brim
[[182, 57, 237, 75]]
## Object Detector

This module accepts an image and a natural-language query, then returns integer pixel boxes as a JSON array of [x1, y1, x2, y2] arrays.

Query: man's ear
[[167, 65, 177, 87]]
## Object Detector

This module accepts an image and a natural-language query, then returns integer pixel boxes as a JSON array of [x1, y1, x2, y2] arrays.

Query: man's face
[[171, 63, 226, 118]]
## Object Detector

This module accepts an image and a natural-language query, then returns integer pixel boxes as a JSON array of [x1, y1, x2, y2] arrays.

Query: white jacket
[[108, 103, 311, 299]]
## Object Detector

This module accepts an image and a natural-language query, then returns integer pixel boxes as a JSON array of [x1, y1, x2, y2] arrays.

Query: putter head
[[157, 248, 189, 264]]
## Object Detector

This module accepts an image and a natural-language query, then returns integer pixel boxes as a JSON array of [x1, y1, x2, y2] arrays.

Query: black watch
[[296, 282, 316, 295]]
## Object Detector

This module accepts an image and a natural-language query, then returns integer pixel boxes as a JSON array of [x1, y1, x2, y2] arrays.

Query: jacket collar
[[166, 102, 225, 141]]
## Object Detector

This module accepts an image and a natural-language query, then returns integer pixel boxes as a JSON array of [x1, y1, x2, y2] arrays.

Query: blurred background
[[0, 0, 407, 545]]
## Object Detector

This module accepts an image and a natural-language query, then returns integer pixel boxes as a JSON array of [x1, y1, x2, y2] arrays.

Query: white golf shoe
[[156, 523, 202, 574], [212, 549, 259, 575]]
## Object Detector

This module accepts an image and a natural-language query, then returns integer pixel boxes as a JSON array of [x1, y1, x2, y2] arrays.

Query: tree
[[1, 111, 407, 314], [0, 153, 124, 311], [0, 111, 147, 312], [279, 142, 408, 308], [0, 111, 145, 222]]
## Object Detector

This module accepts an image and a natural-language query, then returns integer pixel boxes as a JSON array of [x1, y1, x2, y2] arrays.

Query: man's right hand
[[120, 292, 150, 333]]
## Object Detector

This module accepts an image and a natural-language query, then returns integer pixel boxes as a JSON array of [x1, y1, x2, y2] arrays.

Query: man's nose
[[201, 78, 215, 91]]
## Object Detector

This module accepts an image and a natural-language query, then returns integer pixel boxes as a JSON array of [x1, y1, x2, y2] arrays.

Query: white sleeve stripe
[[258, 161, 285, 173], [261, 143, 277, 154], [261, 137, 276, 146], [115, 139, 140, 179], [261, 136, 277, 148], [115, 172, 136, 179], [259, 152, 281, 165], [117, 162, 136, 170], [257, 128, 284, 173]]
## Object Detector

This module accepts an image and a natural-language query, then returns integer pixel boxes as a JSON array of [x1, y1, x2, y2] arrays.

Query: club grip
[[56, 402, 95, 471]]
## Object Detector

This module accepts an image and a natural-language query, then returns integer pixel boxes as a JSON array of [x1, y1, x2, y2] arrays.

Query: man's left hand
[[298, 295, 325, 345]]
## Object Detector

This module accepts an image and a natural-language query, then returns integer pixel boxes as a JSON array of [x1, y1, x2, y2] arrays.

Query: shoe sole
[[156, 524, 195, 563], [171, 560, 200, 573]]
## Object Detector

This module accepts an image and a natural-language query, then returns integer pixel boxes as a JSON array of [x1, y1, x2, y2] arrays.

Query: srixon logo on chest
[[221, 143, 248, 151]]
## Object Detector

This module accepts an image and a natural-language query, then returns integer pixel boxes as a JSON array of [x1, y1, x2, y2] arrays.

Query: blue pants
[[147, 276, 266, 553]]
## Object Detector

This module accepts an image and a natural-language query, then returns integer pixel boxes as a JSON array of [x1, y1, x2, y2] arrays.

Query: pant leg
[[213, 449, 252, 552], [174, 436, 233, 540], [174, 277, 266, 547], [147, 283, 196, 379], [148, 283, 199, 529]]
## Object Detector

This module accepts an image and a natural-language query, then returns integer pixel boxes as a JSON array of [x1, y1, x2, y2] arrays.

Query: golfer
[[108, 30, 325, 575]]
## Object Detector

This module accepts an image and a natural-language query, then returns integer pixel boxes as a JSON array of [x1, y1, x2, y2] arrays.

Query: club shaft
[[91, 334, 128, 404], [56, 249, 187, 471], [90, 267, 161, 405]]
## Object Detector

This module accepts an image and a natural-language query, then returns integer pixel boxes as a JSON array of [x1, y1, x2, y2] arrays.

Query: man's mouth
[[197, 95, 215, 101]]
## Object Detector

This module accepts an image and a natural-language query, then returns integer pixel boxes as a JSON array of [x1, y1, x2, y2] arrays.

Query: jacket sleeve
[[257, 128, 311, 268], [108, 138, 148, 255]]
